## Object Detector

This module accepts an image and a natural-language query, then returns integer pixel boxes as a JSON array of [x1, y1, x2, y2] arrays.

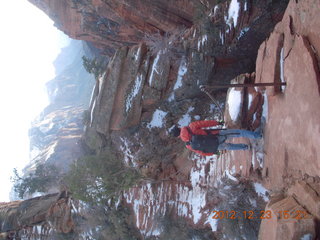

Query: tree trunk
[[0, 191, 74, 239]]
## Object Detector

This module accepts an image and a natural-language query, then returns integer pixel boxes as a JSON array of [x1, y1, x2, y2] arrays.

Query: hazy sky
[[0, 0, 70, 201]]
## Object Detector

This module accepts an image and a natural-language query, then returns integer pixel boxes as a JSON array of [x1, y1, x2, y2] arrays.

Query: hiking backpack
[[186, 128, 220, 154]]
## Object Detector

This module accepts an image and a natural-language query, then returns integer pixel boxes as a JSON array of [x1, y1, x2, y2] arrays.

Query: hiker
[[170, 120, 262, 156]]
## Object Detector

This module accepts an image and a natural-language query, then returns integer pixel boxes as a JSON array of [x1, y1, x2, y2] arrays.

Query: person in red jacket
[[170, 120, 262, 156]]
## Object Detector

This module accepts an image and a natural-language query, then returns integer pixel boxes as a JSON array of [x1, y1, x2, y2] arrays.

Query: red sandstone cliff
[[28, 0, 195, 54]]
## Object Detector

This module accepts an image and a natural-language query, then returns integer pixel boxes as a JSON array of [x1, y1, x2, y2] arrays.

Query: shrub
[[65, 150, 141, 204], [12, 164, 60, 199], [143, 28, 186, 57], [82, 56, 105, 79]]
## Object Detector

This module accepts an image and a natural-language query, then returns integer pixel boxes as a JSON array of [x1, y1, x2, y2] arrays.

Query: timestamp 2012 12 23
[[212, 210, 309, 220]]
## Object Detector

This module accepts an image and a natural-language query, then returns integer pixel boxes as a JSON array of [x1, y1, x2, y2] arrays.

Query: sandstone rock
[[287, 181, 320, 219], [259, 196, 316, 240], [28, 0, 195, 54]]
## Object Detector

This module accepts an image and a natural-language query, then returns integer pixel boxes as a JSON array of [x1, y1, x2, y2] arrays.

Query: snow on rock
[[124, 153, 221, 237], [248, 92, 253, 109], [227, 88, 242, 122], [135, 45, 141, 62], [197, 35, 208, 51], [90, 98, 97, 126], [300, 234, 313, 240], [280, 47, 286, 92], [147, 109, 167, 129], [174, 58, 188, 90], [149, 52, 162, 86], [125, 73, 144, 112], [120, 137, 137, 167], [219, 31, 225, 45], [253, 183, 269, 202], [167, 92, 175, 102], [178, 106, 194, 127], [237, 27, 250, 40], [262, 92, 268, 121], [206, 211, 218, 231], [227, 0, 240, 28]]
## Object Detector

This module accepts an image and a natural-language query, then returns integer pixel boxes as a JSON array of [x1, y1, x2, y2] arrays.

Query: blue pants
[[217, 129, 262, 151]]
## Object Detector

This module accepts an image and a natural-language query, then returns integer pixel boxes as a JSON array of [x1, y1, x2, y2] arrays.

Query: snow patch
[[167, 92, 175, 102], [300, 234, 313, 240], [220, 31, 225, 45], [253, 183, 269, 202], [262, 92, 268, 121], [135, 46, 141, 61], [120, 137, 137, 167], [174, 58, 187, 90], [225, 169, 238, 182], [248, 93, 253, 110], [227, 88, 242, 121], [227, 0, 240, 27], [149, 52, 162, 86], [178, 106, 194, 127], [244, 1, 248, 11], [147, 109, 167, 129], [280, 47, 286, 92], [90, 99, 97, 126], [237, 27, 250, 40], [125, 74, 143, 112], [206, 211, 218, 231]]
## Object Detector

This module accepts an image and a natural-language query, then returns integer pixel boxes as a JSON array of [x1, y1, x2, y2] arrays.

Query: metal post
[[200, 82, 286, 89]]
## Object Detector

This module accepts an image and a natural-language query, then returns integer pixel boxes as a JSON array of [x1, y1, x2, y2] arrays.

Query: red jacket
[[180, 120, 220, 156]]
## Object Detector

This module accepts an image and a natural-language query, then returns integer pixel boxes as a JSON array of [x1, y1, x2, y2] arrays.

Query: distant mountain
[[26, 40, 98, 175]]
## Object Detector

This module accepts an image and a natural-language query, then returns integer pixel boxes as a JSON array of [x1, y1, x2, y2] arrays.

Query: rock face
[[259, 181, 320, 240], [0, 192, 74, 238], [254, 0, 320, 190], [26, 40, 96, 174], [28, 0, 195, 55]]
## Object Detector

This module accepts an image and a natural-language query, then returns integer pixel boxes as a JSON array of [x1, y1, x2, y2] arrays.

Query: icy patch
[[227, 88, 242, 121], [280, 47, 286, 92], [147, 109, 167, 129], [125, 74, 143, 112], [253, 183, 269, 202], [178, 106, 194, 127], [174, 58, 187, 90], [300, 234, 313, 240], [227, 0, 240, 27], [194, 115, 201, 120]]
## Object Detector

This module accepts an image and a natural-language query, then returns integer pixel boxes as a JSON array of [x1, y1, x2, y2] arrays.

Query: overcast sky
[[0, 0, 70, 201]]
